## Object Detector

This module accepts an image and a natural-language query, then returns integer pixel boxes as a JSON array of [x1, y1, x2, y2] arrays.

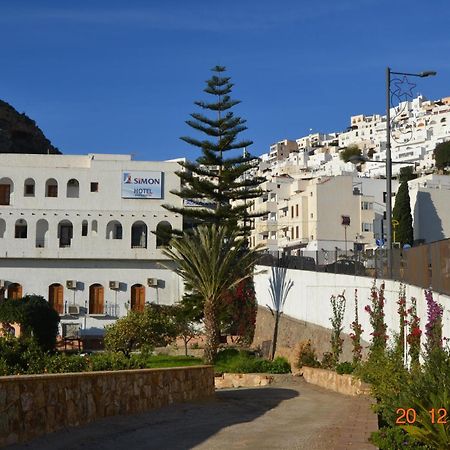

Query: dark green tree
[[393, 180, 414, 247], [339, 144, 362, 163], [433, 141, 450, 173], [163, 65, 265, 232]]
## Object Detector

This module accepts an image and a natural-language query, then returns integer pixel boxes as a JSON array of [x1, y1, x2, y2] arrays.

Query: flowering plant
[[365, 281, 388, 354], [406, 297, 421, 370], [424, 289, 443, 353], [397, 283, 407, 356], [329, 292, 346, 366], [350, 289, 363, 364]]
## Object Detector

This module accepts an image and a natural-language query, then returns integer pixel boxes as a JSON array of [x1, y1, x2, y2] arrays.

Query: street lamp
[[385, 67, 436, 276]]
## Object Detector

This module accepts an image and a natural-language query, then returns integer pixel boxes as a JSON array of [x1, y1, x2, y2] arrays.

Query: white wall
[[254, 266, 450, 345]]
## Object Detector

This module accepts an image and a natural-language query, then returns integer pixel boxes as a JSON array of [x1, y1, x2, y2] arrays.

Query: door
[[0, 185, 10, 205], [89, 284, 104, 314], [131, 285, 145, 312], [49, 284, 64, 314], [7, 283, 22, 300]]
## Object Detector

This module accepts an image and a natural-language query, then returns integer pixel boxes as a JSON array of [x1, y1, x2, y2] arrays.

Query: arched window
[[24, 178, 35, 197], [0, 177, 14, 205], [91, 220, 98, 234], [66, 179, 80, 198], [156, 221, 172, 247], [48, 283, 64, 314], [81, 220, 88, 237], [58, 220, 73, 247], [131, 221, 147, 248], [131, 284, 145, 312], [0, 218, 5, 238], [7, 283, 22, 300], [45, 179, 58, 197], [14, 219, 27, 239], [89, 284, 104, 314], [106, 220, 123, 239], [35, 219, 49, 248]]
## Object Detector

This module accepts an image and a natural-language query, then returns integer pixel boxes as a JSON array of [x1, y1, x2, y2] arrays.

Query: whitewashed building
[[0, 153, 183, 337]]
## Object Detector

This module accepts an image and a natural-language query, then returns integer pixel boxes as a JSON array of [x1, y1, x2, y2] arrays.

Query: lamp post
[[385, 68, 436, 277]]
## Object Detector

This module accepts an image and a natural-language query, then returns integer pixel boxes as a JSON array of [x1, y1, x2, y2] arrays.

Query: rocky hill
[[0, 100, 61, 154]]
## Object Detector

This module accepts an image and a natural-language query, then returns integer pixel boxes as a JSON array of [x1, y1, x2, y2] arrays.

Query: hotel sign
[[121, 171, 162, 199]]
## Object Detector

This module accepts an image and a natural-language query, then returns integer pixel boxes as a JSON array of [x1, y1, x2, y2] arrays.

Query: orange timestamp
[[396, 408, 448, 425]]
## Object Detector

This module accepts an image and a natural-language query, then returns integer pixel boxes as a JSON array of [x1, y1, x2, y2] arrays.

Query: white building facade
[[0, 153, 183, 336]]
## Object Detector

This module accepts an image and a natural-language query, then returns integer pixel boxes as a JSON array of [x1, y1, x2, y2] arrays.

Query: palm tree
[[162, 224, 262, 363]]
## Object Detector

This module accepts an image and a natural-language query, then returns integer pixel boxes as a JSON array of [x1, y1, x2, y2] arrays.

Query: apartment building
[[249, 175, 376, 253], [0, 153, 183, 336]]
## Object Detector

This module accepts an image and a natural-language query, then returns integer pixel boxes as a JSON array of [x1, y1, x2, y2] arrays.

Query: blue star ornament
[[391, 76, 416, 101]]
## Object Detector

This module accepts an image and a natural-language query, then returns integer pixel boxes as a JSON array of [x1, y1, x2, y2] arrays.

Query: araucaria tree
[[162, 225, 261, 363], [163, 65, 265, 231]]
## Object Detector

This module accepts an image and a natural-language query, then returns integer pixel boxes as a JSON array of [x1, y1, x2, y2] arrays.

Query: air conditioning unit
[[0, 280, 5, 288], [66, 280, 77, 289], [147, 278, 158, 287], [68, 305, 80, 315], [109, 281, 120, 290]]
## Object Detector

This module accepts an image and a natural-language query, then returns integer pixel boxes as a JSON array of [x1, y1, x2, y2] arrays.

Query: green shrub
[[296, 340, 320, 368], [335, 361, 354, 375], [214, 349, 290, 374], [370, 426, 426, 450], [45, 353, 90, 373], [268, 357, 291, 374], [0, 295, 60, 351]]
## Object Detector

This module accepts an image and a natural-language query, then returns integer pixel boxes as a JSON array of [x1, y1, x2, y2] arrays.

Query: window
[[296, 226, 299, 239], [35, 219, 49, 248], [0, 178, 14, 205], [291, 206, 294, 218], [14, 219, 27, 238], [58, 220, 73, 247], [310, 213, 314, 219], [106, 220, 123, 239], [66, 179, 80, 198], [362, 223, 373, 232], [0, 219, 5, 238], [91, 220, 98, 234], [361, 201, 373, 210], [24, 179, 35, 197], [90, 182, 99, 192], [156, 221, 172, 247], [45, 179, 58, 197], [81, 220, 88, 236], [131, 221, 147, 248]]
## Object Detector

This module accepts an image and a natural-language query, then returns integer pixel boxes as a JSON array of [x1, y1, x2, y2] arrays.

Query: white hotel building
[[0, 153, 183, 337]]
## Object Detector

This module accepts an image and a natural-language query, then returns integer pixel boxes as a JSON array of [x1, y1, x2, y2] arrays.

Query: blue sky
[[0, 0, 449, 160]]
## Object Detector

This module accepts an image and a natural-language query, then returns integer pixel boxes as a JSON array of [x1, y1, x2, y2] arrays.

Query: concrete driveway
[[8, 377, 377, 450]]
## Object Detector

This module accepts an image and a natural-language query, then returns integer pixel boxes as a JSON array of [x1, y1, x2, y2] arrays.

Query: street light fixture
[[385, 67, 436, 276]]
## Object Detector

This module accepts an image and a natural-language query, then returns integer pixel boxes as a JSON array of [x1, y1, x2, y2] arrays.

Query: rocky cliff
[[0, 100, 61, 154]]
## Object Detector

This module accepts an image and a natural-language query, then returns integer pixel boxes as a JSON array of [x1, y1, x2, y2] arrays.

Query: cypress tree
[[163, 66, 265, 233], [393, 181, 414, 247]]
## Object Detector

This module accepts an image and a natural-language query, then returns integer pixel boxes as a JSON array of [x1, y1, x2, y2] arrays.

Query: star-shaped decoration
[[391, 76, 416, 101]]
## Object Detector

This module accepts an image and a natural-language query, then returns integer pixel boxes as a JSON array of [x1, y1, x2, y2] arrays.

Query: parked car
[[324, 259, 365, 275]]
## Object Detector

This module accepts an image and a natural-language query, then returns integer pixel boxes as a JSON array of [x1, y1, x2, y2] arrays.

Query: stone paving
[[7, 376, 377, 450]]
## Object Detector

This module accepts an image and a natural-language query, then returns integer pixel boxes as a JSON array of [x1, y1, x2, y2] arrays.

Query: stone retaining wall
[[301, 366, 370, 396], [214, 373, 274, 389], [0, 366, 214, 447]]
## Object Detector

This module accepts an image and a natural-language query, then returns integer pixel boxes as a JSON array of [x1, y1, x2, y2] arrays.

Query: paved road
[[8, 377, 377, 450]]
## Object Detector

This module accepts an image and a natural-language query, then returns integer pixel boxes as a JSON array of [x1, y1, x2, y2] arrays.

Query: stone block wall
[[253, 306, 369, 370], [0, 366, 214, 447]]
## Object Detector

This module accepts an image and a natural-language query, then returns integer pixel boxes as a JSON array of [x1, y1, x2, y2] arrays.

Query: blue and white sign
[[376, 239, 385, 248], [121, 171, 163, 199]]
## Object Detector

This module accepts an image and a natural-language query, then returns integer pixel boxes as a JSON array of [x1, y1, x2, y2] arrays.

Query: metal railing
[[258, 238, 450, 296]]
